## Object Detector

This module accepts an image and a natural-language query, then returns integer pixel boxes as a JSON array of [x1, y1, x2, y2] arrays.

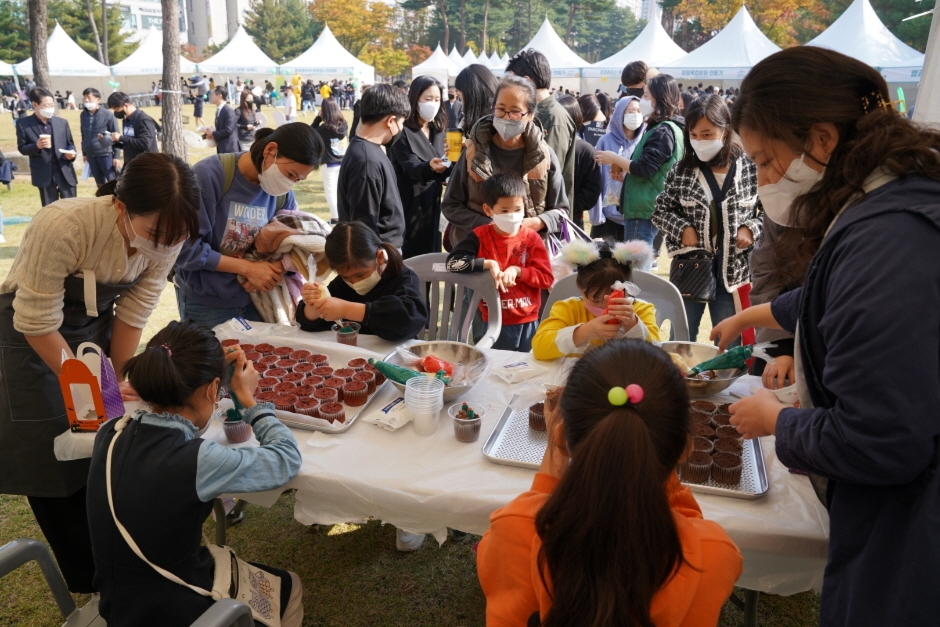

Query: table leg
[[742, 589, 760, 627], [213, 498, 227, 546]]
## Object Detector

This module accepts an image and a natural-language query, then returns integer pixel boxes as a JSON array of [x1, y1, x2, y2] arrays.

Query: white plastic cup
[[406, 377, 445, 436]]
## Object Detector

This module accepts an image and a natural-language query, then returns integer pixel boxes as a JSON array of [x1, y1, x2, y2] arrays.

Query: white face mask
[[638, 97, 654, 117], [257, 151, 296, 197], [417, 101, 440, 122], [39, 107, 56, 119], [84, 101, 98, 111], [492, 116, 526, 142], [623, 112, 644, 131], [691, 138, 724, 163], [345, 269, 382, 295], [124, 212, 183, 262], [491, 211, 524, 236], [757, 153, 825, 226]]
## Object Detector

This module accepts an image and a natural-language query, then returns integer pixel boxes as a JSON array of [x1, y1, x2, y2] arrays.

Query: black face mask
[[626, 87, 644, 98], [448, 94, 455, 101], [113, 109, 125, 119]]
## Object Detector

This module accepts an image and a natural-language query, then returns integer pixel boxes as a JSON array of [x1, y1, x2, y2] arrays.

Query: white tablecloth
[[55, 322, 829, 595]]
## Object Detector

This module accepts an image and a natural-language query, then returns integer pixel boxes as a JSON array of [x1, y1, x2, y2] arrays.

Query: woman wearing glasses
[[442, 75, 570, 249]]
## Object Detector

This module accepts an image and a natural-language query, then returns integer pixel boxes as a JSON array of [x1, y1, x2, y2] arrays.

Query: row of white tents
[[414, 0, 927, 94]]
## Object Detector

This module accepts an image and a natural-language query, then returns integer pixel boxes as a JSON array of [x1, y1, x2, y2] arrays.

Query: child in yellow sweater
[[532, 239, 660, 360]]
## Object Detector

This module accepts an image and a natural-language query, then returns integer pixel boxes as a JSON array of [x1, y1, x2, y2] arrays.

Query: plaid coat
[[651, 156, 763, 291]]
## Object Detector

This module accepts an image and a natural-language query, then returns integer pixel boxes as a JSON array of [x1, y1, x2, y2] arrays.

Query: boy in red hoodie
[[446, 171, 554, 351]]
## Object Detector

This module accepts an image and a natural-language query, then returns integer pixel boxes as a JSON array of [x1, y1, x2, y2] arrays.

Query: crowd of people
[[1, 41, 939, 627]]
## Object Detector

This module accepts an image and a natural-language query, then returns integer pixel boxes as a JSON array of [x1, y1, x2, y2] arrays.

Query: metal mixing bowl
[[660, 341, 748, 398], [382, 341, 490, 402]]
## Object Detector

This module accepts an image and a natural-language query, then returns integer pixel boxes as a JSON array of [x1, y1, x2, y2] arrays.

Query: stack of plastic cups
[[405, 376, 445, 436]]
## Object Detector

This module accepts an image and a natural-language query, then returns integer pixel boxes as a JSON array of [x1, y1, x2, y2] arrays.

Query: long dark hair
[[249, 123, 324, 172], [455, 64, 498, 134], [732, 46, 940, 286], [578, 94, 601, 122], [238, 90, 254, 116], [123, 320, 226, 409], [96, 152, 200, 247], [318, 97, 347, 135], [324, 221, 404, 278], [678, 94, 741, 171], [596, 92, 613, 122], [556, 95, 583, 127], [535, 340, 690, 627], [647, 74, 681, 125], [405, 75, 447, 132]]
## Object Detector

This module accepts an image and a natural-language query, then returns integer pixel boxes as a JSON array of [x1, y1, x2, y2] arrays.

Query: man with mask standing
[[79, 88, 120, 185], [104, 92, 158, 169], [620, 61, 649, 100], [444, 85, 462, 129], [207, 87, 239, 154], [16, 88, 77, 206], [337, 84, 409, 248]]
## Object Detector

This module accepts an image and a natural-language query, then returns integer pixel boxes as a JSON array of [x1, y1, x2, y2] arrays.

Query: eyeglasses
[[494, 108, 530, 121]]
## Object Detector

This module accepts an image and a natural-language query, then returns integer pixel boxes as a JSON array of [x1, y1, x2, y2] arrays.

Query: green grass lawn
[[0, 106, 819, 626]]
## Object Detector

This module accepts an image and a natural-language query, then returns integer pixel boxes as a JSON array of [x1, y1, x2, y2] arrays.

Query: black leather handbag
[[670, 252, 717, 302]]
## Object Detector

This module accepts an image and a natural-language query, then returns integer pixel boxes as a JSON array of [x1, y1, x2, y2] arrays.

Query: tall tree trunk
[[565, 3, 576, 45], [101, 0, 109, 66], [27, 0, 50, 90], [458, 0, 466, 53], [161, 0, 184, 157], [85, 0, 105, 63], [437, 0, 449, 53], [481, 0, 488, 54], [526, 0, 532, 42]]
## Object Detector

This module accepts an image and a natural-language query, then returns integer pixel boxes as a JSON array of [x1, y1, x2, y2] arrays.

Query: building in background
[[184, 0, 252, 52], [113, 0, 189, 43]]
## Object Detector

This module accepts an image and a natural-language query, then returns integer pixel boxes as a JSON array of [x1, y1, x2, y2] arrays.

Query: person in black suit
[[444, 85, 463, 130], [208, 87, 238, 154], [105, 92, 158, 169], [15, 87, 77, 206], [391, 76, 454, 258]]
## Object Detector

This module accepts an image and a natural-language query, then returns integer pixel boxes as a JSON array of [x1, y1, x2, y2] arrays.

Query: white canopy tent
[[519, 18, 588, 83], [111, 26, 197, 76], [661, 6, 780, 81], [280, 24, 375, 86], [198, 26, 279, 78], [488, 51, 503, 70], [411, 45, 460, 86], [583, 16, 686, 93], [912, 8, 938, 125], [805, 0, 924, 83], [501, 52, 511, 64], [462, 49, 479, 66], [16, 23, 110, 77], [448, 46, 466, 70]]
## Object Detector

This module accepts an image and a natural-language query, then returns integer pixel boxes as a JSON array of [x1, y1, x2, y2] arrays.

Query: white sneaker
[[395, 528, 426, 552]]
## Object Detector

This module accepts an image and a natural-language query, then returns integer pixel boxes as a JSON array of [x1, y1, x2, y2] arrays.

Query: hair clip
[[608, 384, 644, 406], [560, 240, 600, 268], [161, 344, 172, 357], [613, 240, 653, 270]]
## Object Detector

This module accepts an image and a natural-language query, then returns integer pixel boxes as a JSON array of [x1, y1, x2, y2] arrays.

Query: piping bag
[[603, 280, 640, 324], [687, 342, 776, 375], [225, 347, 245, 420], [308, 254, 352, 332]]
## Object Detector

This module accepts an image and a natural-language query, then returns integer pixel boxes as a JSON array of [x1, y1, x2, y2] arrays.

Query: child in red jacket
[[446, 171, 554, 351]]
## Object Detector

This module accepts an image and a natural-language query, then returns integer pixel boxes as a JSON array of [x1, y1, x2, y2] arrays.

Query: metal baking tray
[[680, 436, 769, 500], [482, 399, 547, 470]]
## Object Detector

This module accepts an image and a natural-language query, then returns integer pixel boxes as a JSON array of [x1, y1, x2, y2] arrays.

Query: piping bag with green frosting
[[687, 342, 776, 375], [367, 358, 452, 385]]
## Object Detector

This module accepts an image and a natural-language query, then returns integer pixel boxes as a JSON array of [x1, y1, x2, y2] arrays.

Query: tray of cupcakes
[[678, 400, 769, 499], [218, 338, 390, 434], [482, 389, 561, 470]]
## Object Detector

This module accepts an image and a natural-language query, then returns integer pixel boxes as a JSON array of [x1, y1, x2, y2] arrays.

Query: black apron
[[0, 228, 139, 498]]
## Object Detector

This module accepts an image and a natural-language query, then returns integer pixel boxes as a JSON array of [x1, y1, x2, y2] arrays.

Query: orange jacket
[[477, 472, 742, 627]]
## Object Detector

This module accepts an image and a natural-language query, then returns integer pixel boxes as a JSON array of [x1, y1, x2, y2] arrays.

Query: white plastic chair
[[540, 270, 690, 341], [272, 109, 287, 128], [404, 253, 503, 349], [0, 538, 254, 627], [255, 112, 268, 128]]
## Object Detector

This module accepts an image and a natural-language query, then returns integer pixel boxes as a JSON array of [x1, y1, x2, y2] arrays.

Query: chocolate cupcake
[[319, 402, 346, 424], [693, 423, 716, 440], [257, 377, 279, 392], [222, 419, 252, 443], [273, 346, 293, 357], [347, 358, 368, 371], [312, 366, 334, 378], [693, 436, 714, 455], [274, 381, 297, 395], [313, 387, 338, 404], [711, 413, 733, 429], [284, 372, 305, 385], [255, 343, 276, 355], [274, 394, 296, 412], [244, 351, 262, 363], [266, 368, 288, 380], [711, 452, 743, 485], [290, 349, 312, 362], [365, 363, 386, 385], [220, 339, 240, 348], [309, 353, 329, 367], [690, 400, 718, 414], [323, 377, 346, 403], [343, 381, 369, 407], [690, 410, 712, 425], [681, 451, 713, 484], [333, 367, 356, 382], [294, 397, 319, 417], [715, 437, 744, 457], [258, 355, 279, 369], [256, 390, 278, 403], [307, 375, 325, 389], [717, 403, 733, 415], [528, 402, 546, 432], [239, 343, 255, 352], [294, 362, 316, 376], [716, 425, 743, 442], [295, 383, 316, 398], [353, 371, 376, 394], [276, 358, 298, 372]]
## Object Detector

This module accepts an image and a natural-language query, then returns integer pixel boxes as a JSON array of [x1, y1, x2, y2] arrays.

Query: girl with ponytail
[[477, 339, 741, 626]]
